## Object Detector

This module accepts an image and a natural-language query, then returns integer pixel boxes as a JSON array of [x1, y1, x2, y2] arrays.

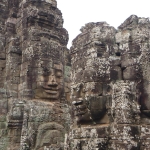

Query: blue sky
[[57, 0, 150, 48]]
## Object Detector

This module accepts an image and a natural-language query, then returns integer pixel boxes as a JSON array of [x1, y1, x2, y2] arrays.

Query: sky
[[57, 0, 150, 48]]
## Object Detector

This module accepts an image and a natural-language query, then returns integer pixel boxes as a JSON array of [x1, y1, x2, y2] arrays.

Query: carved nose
[[47, 75, 58, 86]]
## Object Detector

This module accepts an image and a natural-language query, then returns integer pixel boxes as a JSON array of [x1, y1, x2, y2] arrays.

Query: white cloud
[[57, 0, 150, 48]]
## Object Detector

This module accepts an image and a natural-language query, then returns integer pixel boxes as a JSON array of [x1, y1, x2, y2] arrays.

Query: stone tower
[[1, 0, 150, 150], [0, 0, 70, 149], [69, 15, 150, 150]]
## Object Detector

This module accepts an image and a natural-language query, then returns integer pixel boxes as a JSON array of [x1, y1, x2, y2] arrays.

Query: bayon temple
[[0, 0, 150, 149]]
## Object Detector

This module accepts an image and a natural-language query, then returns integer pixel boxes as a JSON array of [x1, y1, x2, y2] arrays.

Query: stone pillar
[[0, 0, 70, 149], [15, 0, 70, 149], [0, 1, 8, 149], [69, 22, 116, 149], [5, 1, 23, 149]]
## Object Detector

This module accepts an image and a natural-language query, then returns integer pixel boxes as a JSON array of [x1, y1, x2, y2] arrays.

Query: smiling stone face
[[35, 61, 64, 100]]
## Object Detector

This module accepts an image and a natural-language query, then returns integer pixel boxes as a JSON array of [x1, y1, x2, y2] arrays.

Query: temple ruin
[[0, 0, 150, 149]]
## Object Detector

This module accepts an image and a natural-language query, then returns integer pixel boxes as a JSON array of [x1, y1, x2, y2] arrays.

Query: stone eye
[[56, 71, 62, 77]]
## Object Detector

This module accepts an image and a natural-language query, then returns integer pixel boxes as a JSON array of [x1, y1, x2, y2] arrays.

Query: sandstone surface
[[0, 1, 150, 150]]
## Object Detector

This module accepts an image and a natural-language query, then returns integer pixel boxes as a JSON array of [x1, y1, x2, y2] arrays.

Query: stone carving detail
[[0, 0, 70, 150], [68, 15, 150, 150], [68, 22, 116, 149], [70, 22, 116, 126], [1, 0, 150, 149]]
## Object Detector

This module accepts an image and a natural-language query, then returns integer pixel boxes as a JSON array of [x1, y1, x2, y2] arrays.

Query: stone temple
[[0, 0, 150, 150]]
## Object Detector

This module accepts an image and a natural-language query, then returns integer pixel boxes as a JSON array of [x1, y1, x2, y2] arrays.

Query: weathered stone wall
[[69, 15, 150, 150], [0, 1, 8, 149], [1, 0, 150, 150], [0, 0, 71, 150]]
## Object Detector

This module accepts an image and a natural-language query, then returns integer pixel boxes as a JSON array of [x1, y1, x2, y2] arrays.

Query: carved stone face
[[35, 62, 63, 100], [72, 82, 107, 124], [71, 24, 116, 124], [72, 61, 107, 124]]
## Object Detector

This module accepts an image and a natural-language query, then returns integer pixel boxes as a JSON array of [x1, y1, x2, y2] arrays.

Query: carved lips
[[43, 87, 59, 95]]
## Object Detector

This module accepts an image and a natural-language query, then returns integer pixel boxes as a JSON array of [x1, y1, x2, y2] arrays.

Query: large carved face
[[71, 24, 117, 124], [71, 52, 109, 123], [35, 61, 63, 100]]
